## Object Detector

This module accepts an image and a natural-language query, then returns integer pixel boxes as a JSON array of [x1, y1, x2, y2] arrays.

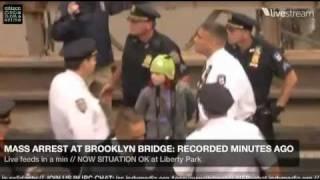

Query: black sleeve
[[269, 48, 293, 79], [165, 42, 189, 77], [51, 2, 82, 42]]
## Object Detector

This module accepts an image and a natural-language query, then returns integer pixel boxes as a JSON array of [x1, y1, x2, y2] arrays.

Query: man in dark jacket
[[51, 1, 139, 123], [110, 3, 190, 108]]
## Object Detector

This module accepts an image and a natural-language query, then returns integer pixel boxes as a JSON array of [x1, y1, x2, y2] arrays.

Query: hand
[[99, 82, 114, 105], [270, 102, 284, 122], [67, 2, 80, 16]]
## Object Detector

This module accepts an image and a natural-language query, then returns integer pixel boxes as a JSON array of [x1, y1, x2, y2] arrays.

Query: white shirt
[[198, 48, 256, 121], [49, 70, 109, 142], [174, 116, 277, 178]]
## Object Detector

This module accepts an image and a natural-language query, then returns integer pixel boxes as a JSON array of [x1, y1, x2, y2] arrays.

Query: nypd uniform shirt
[[173, 116, 277, 178], [49, 70, 109, 141], [122, 31, 188, 106], [225, 36, 293, 105], [198, 48, 256, 121]]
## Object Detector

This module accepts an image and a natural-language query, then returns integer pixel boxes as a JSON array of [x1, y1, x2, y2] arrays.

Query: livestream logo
[[261, 8, 314, 18]]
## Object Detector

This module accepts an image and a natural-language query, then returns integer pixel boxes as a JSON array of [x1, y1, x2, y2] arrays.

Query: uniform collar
[[207, 47, 225, 65], [231, 36, 258, 54], [65, 70, 87, 88]]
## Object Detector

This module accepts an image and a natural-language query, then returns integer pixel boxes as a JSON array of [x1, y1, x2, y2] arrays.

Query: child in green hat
[[135, 54, 196, 140]]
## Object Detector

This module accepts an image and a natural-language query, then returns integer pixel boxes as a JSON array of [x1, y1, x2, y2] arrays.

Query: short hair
[[200, 21, 227, 42], [64, 58, 82, 70], [115, 107, 144, 130]]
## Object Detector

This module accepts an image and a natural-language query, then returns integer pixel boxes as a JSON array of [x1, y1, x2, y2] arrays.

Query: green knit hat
[[150, 54, 176, 80]]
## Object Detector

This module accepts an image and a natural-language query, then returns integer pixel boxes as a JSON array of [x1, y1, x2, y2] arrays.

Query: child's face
[[151, 73, 166, 86]]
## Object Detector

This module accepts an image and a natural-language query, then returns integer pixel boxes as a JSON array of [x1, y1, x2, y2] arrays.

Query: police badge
[[249, 46, 261, 68], [75, 98, 87, 113]]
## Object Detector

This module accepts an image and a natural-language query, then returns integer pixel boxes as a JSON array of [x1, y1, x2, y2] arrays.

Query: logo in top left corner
[[3, 4, 23, 24]]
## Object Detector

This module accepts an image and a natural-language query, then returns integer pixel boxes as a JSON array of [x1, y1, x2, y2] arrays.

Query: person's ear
[[147, 21, 153, 31], [207, 34, 217, 47]]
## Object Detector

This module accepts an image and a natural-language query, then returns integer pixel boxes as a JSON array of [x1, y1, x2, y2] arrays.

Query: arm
[[111, 62, 122, 86], [177, 83, 196, 121], [240, 75, 257, 120], [236, 64, 257, 120], [270, 50, 298, 116], [134, 88, 150, 116], [277, 70, 298, 107], [108, 1, 146, 15], [51, 2, 81, 41], [66, 98, 96, 140], [100, 37, 130, 99]]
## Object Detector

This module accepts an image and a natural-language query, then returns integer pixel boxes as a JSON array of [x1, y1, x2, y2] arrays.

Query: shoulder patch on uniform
[[169, 51, 181, 64], [142, 54, 153, 68], [75, 98, 87, 113], [217, 74, 226, 86], [273, 51, 283, 62]]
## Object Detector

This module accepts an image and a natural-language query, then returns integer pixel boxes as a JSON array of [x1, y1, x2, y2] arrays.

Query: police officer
[[49, 38, 110, 141], [173, 83, 280, 178], [110, 3, 190, 107], [49, 38, 111, 175], [193, 21, 256, 122], [225, 12, 298, 140], [51, 1, 140, 123]]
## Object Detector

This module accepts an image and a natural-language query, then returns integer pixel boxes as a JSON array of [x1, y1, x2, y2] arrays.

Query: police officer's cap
[[199, 83, 234, 116], [0, 98, 15, 121], [128, 4, 160, 21], [227, 12, 257, 31], [62, 38, 97, 61]]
